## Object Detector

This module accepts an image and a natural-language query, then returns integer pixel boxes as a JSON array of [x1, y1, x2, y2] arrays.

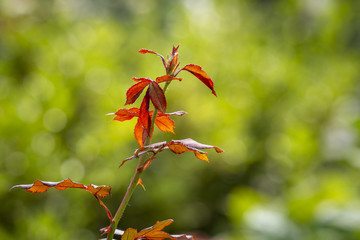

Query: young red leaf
[[155, 115, 174, 133], [139, 89, 151, 136], [156, 75, 182, 83], [148, 81, 167, 113], [111, 108, 139, 122], [180, 64, 217, 96], [138, 48, 166, 69], [134, 118, 146, 147], [125, 79, 152, 105], [172, 45, 180, 55]]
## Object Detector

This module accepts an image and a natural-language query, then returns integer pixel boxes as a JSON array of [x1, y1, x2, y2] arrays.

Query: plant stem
[[106, 81, 171, 240]]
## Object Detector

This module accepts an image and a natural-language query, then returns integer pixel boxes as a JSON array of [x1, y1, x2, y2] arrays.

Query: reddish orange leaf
[[138, 48, 166, 69], [124, 138, 223, 164], [121, 228, 138, 240], [155, 115, 174, 133], [87, 184, 112, 198], [109, 219, 194, 240], [136, 219, 174, 238], [156, 75, 182, 83], [11, 178, 111, 198], [11, 179, 113, 221], [174, 138, 224, 153], [172, 45, 180, 55], [148, 82, 167, 113], [11, 179, 85, 193], [111, 109, 185, 147], [139, 89, 151, 136], [181, 64, 217, 96], [111, 108, 139, 121], [125, 79, 152, 105], [134, 118, 146, 147]]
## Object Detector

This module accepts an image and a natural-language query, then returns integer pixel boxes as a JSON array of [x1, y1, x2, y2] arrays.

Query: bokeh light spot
[[5, 152, 28, 176], [31, 132, 56, 156], [60, 158, 85, 181], [43, 108, 67, 133]]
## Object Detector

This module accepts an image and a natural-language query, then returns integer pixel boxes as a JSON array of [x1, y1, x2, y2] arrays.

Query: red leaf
[[172, 45, 180, 55], [156, 75, 182, 83], [134, 118, 146, 147], [125, 78, 152, 105], [181, 64, 217, 96], [111, 108, 139, 122], [155, 115, 174, 133], [148, 82, 167, 113], [138, 49, 166, 69], [139, 89, 151, 136]]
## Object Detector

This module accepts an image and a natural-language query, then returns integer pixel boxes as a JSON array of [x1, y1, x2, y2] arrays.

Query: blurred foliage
[[1, 0, 360, 239]]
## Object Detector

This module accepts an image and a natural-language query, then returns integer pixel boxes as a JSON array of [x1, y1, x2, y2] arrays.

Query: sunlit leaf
[[173, 138, 224, 153], [139, 89, 151, 135], [134, 118, 146, 147], [138, 48, 166, 69], [148, 81, 167, 113], [136, 219, 174, 238], [125, 79, 152, 105], [10, 178, 111, 198], [11, 179, 113, 221], [156, 75, 182, 83], [86, 184, 112, 198], [167, 138, 224, 162], [124, 138, 223, 166], [121, 228, 138, 240], [180, 64, 217, 96], [109, 219, 194, 240], [111, 108, 139, 121], [155, 115, 174, 133], [111, 108, 185, 147]]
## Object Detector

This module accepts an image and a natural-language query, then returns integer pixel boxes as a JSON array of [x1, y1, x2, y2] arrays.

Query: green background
[[1, 0, 360, 239]]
